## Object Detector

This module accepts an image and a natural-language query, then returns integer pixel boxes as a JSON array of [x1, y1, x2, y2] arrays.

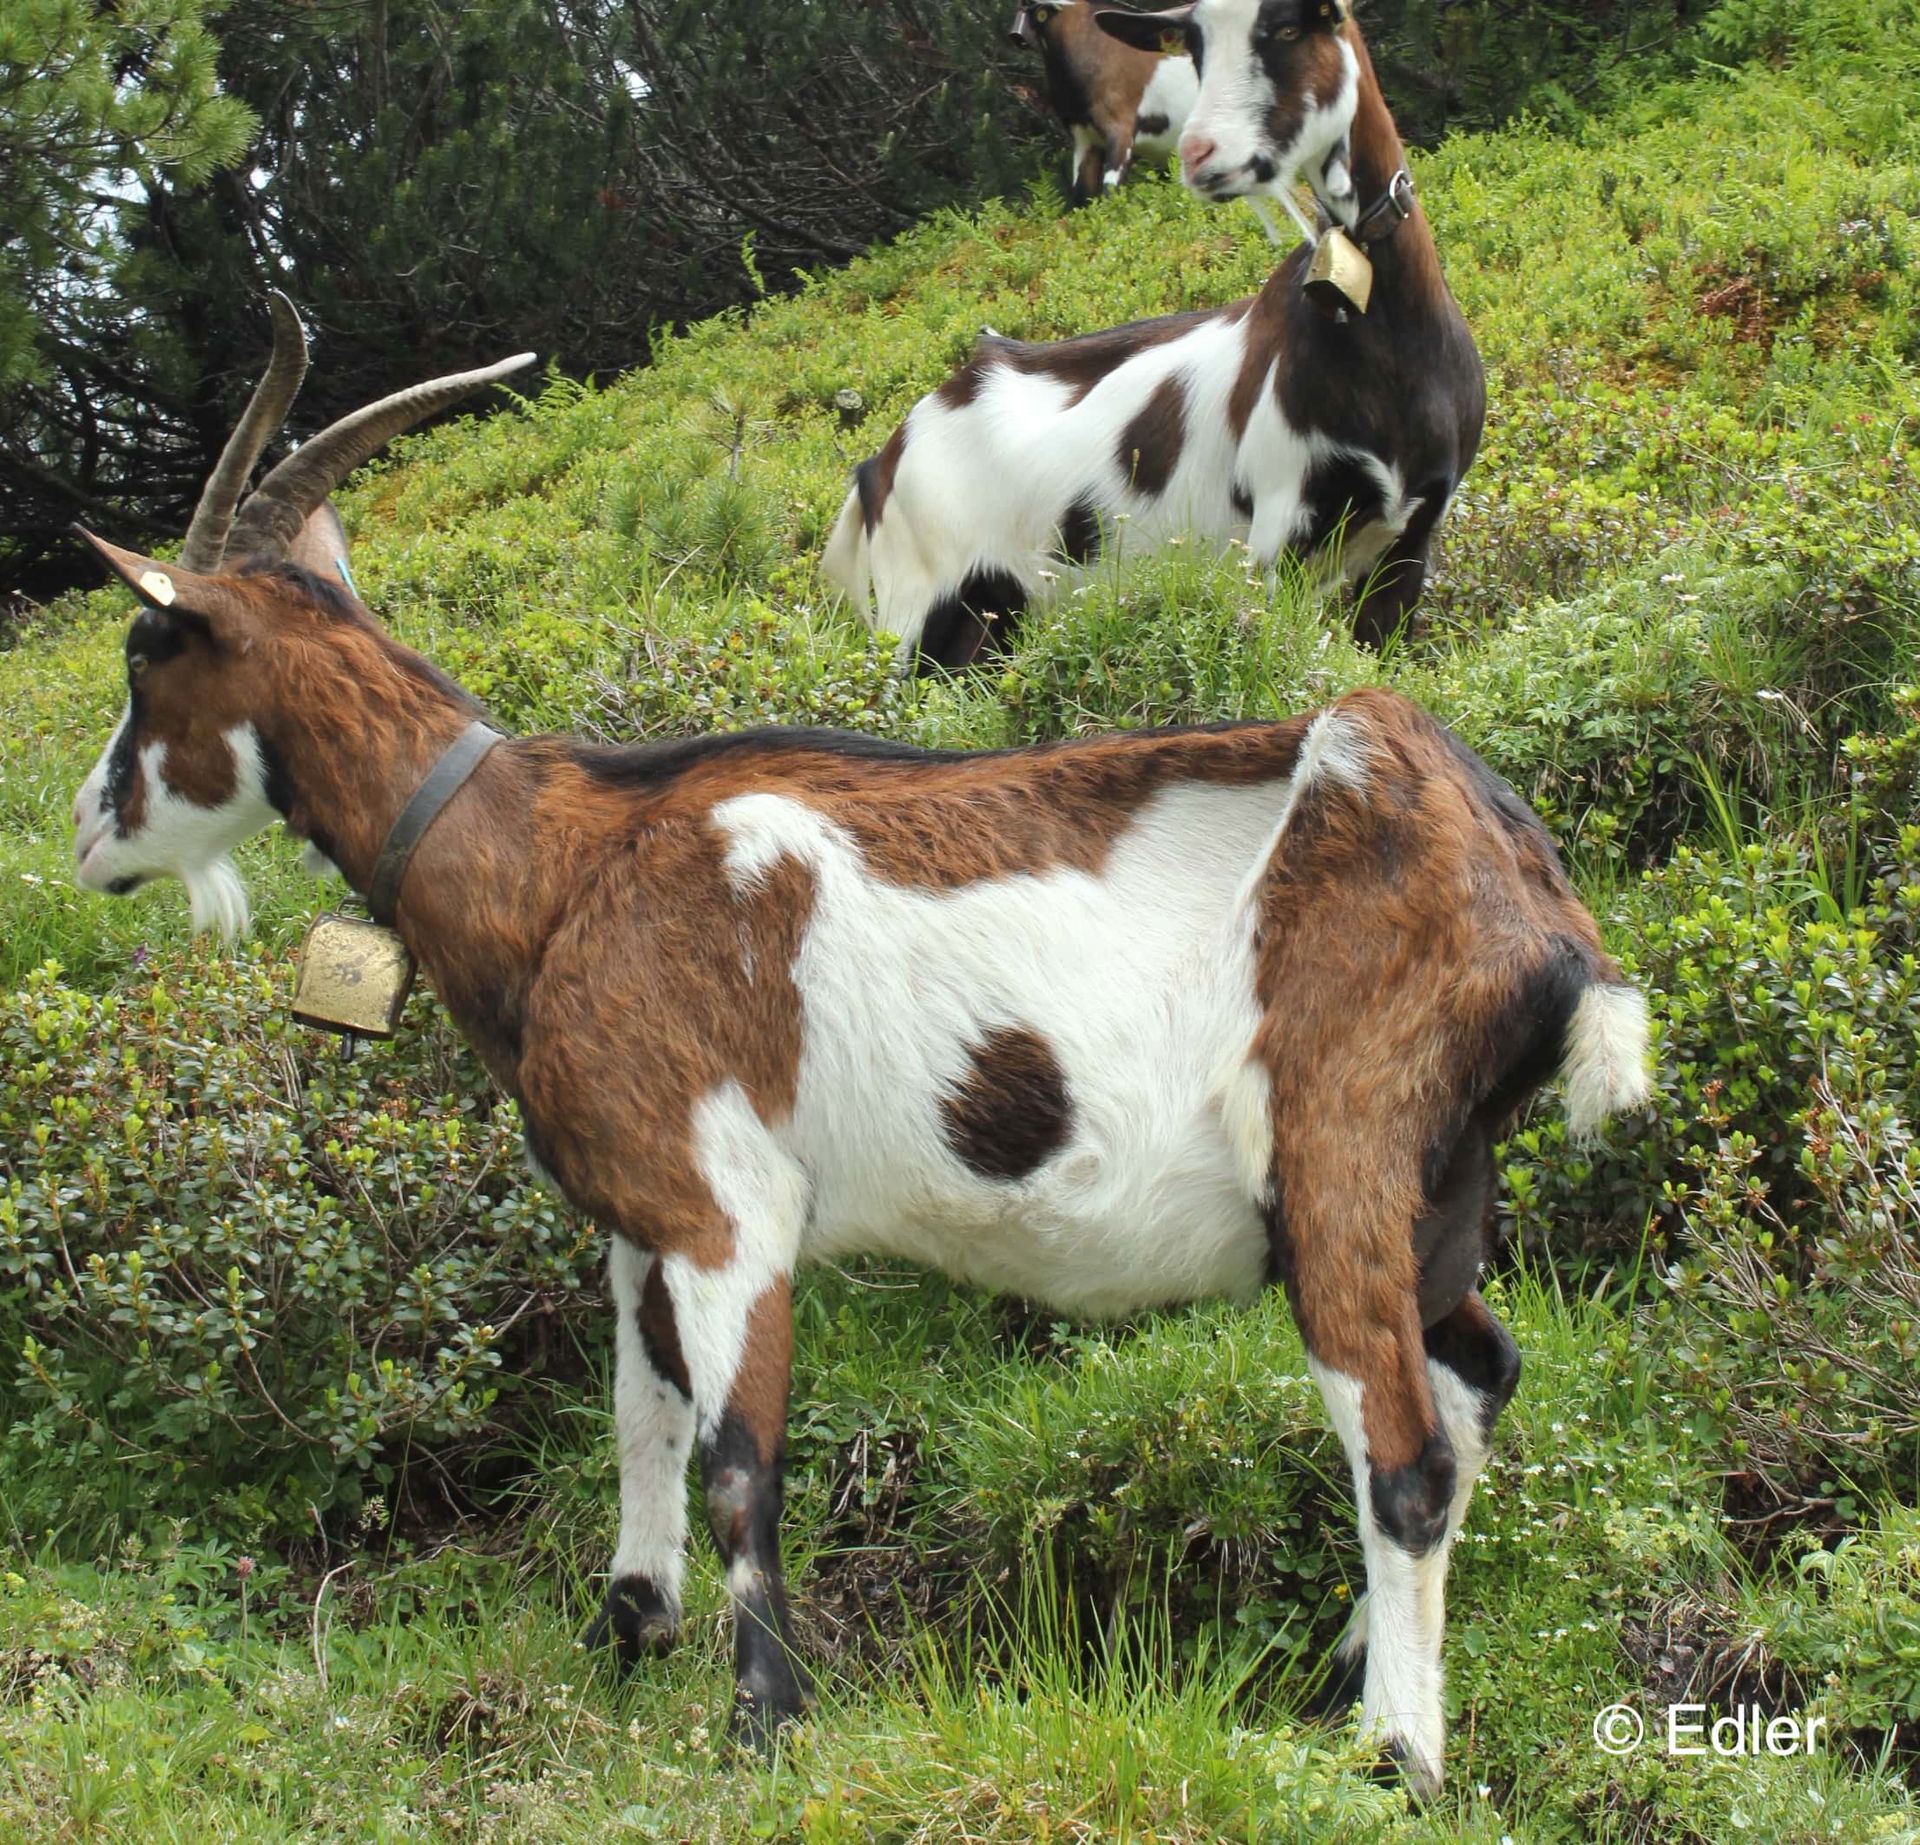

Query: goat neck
[[256, 596, 550, 1075], [1314, 21, 1441, 302]]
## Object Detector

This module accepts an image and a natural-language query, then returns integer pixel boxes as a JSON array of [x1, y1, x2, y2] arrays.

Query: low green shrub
[[0, 951, 595, 1537], [1767, 1505, 1920, 1740], [1502, 701, 1920, 1511]]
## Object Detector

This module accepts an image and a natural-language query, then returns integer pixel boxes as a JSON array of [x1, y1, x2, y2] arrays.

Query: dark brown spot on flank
[[1056, 498, 1103, 564], [854, 424, 908, 533], [941, 1025, 1073, 1181], [1117, 373, 1188, 497]]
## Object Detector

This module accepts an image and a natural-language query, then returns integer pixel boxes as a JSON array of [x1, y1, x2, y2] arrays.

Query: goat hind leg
[[1295, 1262, 1456, 1798], [1425, 1289, 1520, 1552], [585, 1237, 695, 1669], [1320, 1290, 1519, 1738]]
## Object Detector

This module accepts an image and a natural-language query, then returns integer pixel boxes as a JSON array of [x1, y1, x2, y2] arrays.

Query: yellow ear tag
[[139, 569, 176, 606]]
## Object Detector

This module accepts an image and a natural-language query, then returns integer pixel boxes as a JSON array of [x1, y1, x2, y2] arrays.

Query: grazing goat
[[826, 0, 1483, 669], [1010, 0, 1197, 207], [72, 353, 1645, 1804]]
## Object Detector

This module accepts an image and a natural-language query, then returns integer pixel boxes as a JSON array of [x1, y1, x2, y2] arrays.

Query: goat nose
[[1179, 134, 1218, 179]]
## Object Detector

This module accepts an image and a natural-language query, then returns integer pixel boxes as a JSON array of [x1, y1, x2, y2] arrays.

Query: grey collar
[[365, 720, 503, 926]]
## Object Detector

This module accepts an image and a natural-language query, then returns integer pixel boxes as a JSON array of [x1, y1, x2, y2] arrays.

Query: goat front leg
[[691, 1275, 809, 1748], [584, 1236, 694, 1667], [1070, 126, 1104, 207], [656, 1089, 812, 1748], [1349, 498, 1443, 652]]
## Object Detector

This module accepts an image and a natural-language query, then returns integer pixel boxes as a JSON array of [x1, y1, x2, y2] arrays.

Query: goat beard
[[183, 855, 252, 940]]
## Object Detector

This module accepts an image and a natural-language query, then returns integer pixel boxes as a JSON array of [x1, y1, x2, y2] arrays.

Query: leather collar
[[365, 720, 503, 926], [1351, 166, 1416, 245]]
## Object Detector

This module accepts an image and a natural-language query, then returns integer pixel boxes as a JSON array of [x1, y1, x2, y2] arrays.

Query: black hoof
[[580, 1576, 679, 1673], [727, 1686, 808, 1757]]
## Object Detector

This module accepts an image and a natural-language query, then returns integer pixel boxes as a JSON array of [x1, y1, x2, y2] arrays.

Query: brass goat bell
[[291, 910, 416, 1039], [1304, 227, 1373, 318]]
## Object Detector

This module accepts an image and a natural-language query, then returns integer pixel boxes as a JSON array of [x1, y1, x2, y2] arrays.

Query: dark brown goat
[[1010, 0, 1197, 206]]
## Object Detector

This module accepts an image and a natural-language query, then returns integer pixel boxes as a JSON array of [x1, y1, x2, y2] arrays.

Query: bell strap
[[366, 719, 503, 926]]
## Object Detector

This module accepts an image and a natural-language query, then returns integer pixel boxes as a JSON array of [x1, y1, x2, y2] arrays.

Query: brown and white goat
[[827, 0, 1483, 669], [72, 359, 1645, 1802], [69, 299, 533, 934], [1010, 0, 1197, 207]]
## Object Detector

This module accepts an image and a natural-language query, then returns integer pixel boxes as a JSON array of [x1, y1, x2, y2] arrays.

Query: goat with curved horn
[[175, 289, 536, 577], [176, 291, 310, 573], [225, 351, 538, 567]]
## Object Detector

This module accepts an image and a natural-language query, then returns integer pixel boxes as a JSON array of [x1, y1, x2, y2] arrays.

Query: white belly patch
[[709, 780, 1288, 1316]]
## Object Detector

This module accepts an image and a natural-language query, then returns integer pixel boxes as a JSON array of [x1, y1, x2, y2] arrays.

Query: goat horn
[[177, 290, 310, 572], [224, 351, 538, 566]]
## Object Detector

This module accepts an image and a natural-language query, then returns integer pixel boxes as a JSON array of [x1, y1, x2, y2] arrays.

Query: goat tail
[[1560, 979, 1650, 1140], [821, 488, 871, 616], [1256, 689, 1651, 1144]]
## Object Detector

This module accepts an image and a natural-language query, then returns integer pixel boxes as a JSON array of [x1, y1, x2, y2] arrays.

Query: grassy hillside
[[4, 2, 1920, 1839]]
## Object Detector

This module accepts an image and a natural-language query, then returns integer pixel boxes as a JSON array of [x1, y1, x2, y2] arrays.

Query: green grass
[[7, 1270, 1916, 1842], [6, 0, 1920, 1836]]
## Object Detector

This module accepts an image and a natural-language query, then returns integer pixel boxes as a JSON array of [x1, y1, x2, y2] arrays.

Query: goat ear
[[285, 502, 358, 594], [72, 528, 224, 617], [1093, 3, 1195, 52]]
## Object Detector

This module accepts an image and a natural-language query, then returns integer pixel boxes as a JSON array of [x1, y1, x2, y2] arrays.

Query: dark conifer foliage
[[5, 0, 1043, 604], [3, 0, 1709, 605]]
